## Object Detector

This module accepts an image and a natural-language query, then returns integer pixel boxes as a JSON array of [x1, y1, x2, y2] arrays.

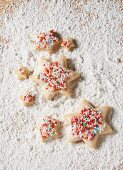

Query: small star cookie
[[64, 100, 113, 149], [38, 116, 62, 142], [32, 57, 80, 100], [32, 30, 61, 54], [15, 66, 33, 80], [61, 38, 75, 51], [20, 91, 35, 106]]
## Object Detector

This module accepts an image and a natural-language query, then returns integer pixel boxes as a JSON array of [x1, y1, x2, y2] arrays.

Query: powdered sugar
[[0, 0, 123, 170]]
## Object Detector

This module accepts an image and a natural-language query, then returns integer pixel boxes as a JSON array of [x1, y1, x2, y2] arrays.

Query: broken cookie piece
[[61, 38, 75, 51], [20, 91, 35, 106], [15, 66, 32, 80]]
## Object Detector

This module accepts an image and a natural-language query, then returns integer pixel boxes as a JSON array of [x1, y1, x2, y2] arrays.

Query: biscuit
[[61, 38, 75, 51], [32, 56, 80, 100], [38, 116, 62, 142], [15, 66, 32, 80], [20, 91, 35, 106], [64, 99, 113, 149], [32, 30, 61, 54]]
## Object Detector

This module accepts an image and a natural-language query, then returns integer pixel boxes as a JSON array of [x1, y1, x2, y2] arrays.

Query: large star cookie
[[32, 30, 61, 54], [38, 116, 62, 142], [32, 57, 80, 100], [64, 100, 113, 149]]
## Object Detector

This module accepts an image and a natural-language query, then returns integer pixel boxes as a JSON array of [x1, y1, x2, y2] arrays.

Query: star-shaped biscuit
[[32, 57, 80, 100], [37, 116, 62, 142], [32, 30, 61, 54], [64, 100, 113, 149]]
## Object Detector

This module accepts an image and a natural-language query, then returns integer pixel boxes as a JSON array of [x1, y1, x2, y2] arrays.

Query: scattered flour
[[0, 0, 123, 170]]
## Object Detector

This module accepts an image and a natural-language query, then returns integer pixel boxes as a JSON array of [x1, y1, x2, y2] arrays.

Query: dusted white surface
[[0, 0, 123, 169]]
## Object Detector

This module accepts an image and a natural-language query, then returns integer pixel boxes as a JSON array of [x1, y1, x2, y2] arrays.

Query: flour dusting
[[0, 0, 123, 170]]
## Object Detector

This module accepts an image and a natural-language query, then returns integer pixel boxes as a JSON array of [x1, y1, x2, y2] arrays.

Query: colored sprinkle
[[36, 30, 59, 50], [38, 61, 72, 92], [61, 39, 71, 48], [23, 92, 35, 102], [40, 117, 59, 141], [71, 107, 105, 140]]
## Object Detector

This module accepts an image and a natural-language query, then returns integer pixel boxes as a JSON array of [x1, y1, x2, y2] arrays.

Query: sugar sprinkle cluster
[[61, 39, 71, 48], [35, 30, 59, 50], [38, 61, 72, 92], [40, 117, 59, 141], [71, 107, 105, 140], [23, 92, 35, 103]]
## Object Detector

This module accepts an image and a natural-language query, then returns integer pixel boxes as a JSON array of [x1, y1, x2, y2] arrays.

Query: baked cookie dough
[[32, 56, 80, 100], [20, 91, 35, 106], [15, 66, 32, 80], [38, 116, 62, 142], [32, 30, 61, 54], [64, 99, 113, 149], [61, 38, 75, 51]]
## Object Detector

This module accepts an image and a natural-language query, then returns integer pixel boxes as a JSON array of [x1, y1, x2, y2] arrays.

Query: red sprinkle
[[38, 61, 72, 92], [71, 107, 104, 140], [23, 93, 35, 103]]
